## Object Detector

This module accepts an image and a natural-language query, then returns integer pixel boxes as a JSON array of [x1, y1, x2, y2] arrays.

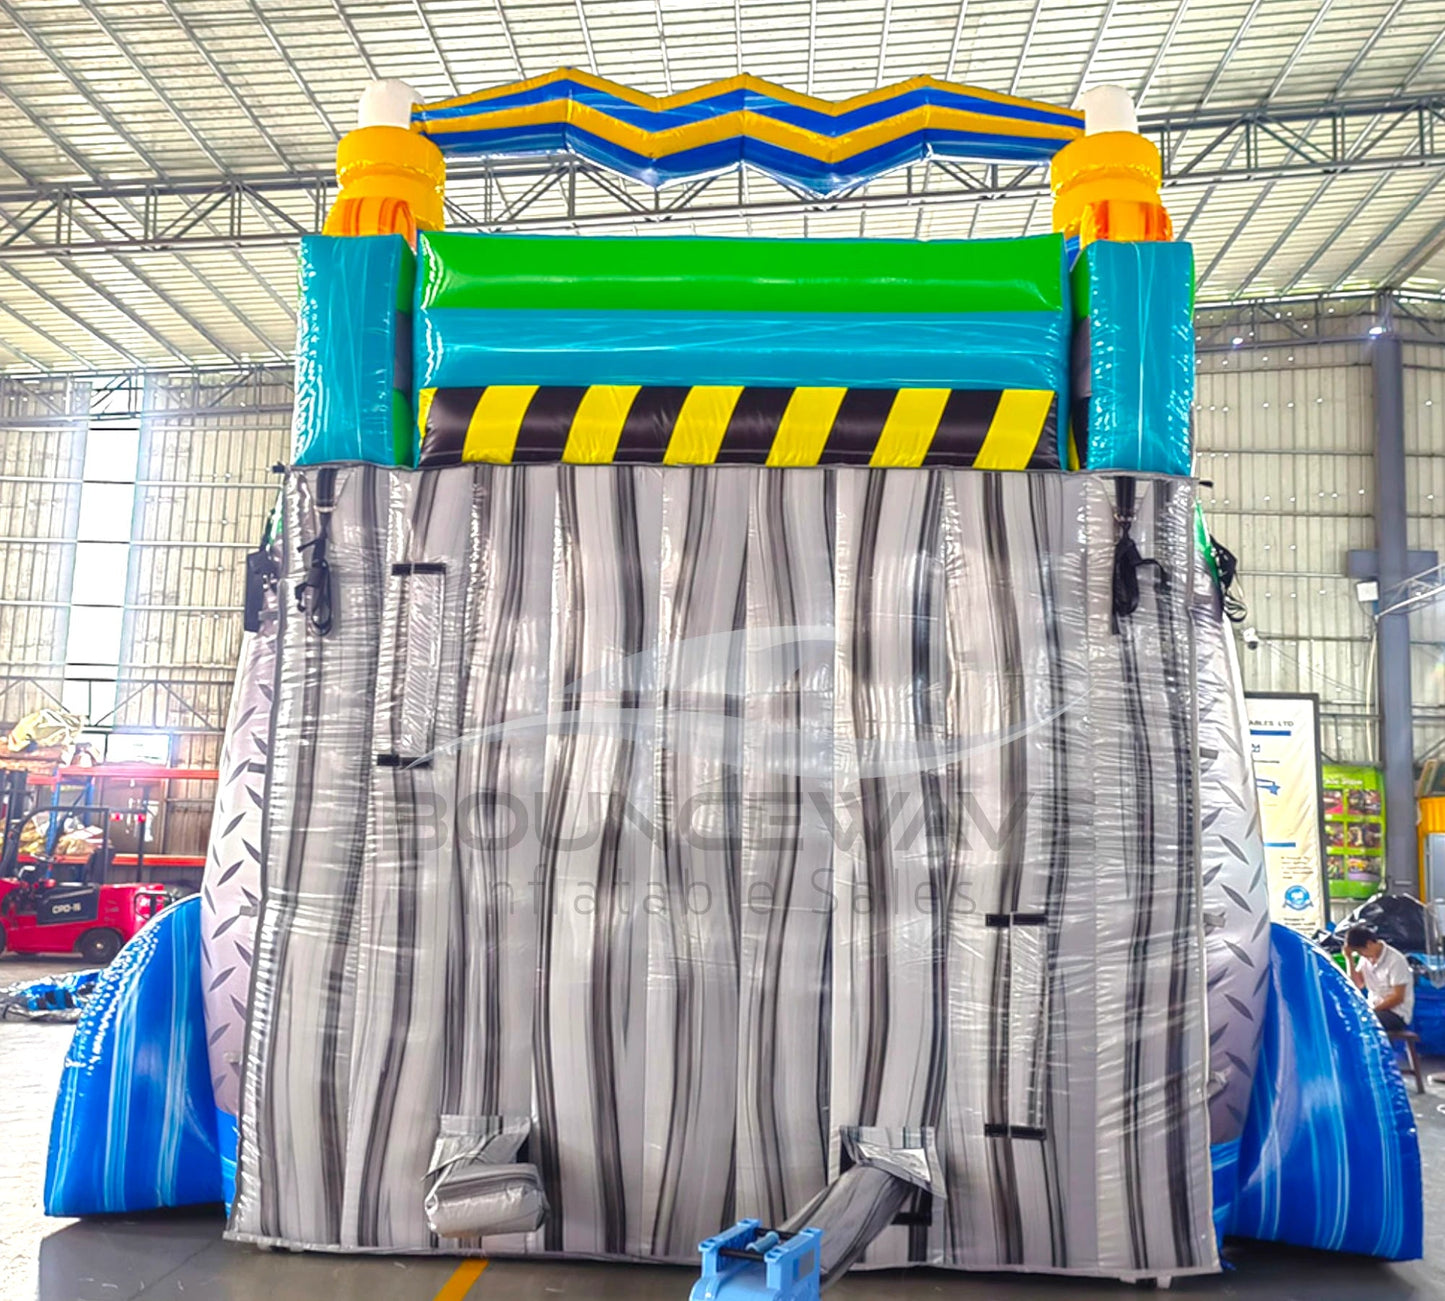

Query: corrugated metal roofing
[[0, 0, 1442, 372]]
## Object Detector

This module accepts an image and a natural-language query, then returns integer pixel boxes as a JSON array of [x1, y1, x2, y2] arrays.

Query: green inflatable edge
[[418, 231, 1068, 315]]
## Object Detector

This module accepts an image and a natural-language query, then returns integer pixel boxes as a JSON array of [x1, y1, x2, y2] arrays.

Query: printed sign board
[[1245, 693, 1328, 934], [1322, 763, 1385, 902]]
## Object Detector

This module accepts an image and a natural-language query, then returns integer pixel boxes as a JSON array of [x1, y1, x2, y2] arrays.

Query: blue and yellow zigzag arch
[[413, 69, 1084, 196]]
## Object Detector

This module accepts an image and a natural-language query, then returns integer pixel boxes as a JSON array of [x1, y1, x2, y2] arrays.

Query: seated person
[[1343, 925, 1415, 1032]]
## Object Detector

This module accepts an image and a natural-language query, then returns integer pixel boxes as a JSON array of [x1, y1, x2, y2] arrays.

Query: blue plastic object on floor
[[1407, 966, 1445, 1056], [1215, 923, 1422, 1260], [44, 896, 223, 1215], [0, 967, 99, 1020], [690, 1220, 823, 1301]]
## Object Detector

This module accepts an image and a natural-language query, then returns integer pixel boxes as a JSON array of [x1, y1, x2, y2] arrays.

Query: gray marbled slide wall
[[228, 463, 1217, 1282]]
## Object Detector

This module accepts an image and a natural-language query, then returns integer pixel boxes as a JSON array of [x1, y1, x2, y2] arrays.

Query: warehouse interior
[[2, 2, 1445, 1299]]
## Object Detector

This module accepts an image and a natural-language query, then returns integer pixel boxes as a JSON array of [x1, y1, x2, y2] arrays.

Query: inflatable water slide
[[44, 68, 1420, 1287]]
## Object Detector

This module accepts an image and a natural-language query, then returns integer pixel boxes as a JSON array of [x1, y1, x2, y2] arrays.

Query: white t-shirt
[[1360, 942, 1414, 1024]]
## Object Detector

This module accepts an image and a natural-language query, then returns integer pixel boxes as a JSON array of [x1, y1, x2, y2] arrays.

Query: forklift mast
[[0, 769, 29, 878], [0, 767, 137, 886]]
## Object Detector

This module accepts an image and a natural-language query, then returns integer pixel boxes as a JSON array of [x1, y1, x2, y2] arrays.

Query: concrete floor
[[5, 952, 1443, 1301]]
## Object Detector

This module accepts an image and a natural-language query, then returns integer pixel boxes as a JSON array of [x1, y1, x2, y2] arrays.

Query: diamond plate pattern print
[[1192, 553, 1270, 1144], [201, 565, 278, 1118]]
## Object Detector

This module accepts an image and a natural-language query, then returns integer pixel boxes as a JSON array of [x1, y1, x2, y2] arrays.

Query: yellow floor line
[[434, 1258, 488, 1299]]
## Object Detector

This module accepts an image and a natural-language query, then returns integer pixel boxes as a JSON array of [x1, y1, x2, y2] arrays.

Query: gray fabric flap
[[426, 1114, 531, 1178], [425, 1163, 548, 1240], [840, 1126, 943, 1198]]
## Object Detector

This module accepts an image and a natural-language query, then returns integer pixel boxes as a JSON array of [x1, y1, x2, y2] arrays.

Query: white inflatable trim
[[1076, 84, 1139, 136], [358, 79, 420, 130]]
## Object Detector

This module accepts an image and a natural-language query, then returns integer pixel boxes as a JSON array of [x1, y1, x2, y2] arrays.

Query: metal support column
[[1372, 329, 1417, 893]]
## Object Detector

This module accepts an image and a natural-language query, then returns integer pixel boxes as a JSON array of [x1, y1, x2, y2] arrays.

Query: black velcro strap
[[984, 912, 1049, 927], [984, 1124, 1047, 1141], [295, 467, 336, 636], [1110, 478, 1169, 634], [392, 561, 447, 576], [243, 546, 278, 633]]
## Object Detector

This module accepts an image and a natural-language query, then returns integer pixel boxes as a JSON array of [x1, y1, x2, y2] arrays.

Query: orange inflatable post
[[323, 80, 446, 245], [1050, 86, 1171, 246]]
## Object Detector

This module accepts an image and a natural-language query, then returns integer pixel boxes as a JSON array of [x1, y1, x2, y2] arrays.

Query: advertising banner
[[1322, 763, 1385, 902], [1245, 693, 1328, 934]]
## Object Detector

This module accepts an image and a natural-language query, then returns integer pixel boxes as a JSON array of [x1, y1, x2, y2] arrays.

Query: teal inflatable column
[[291, 234, 416, 466], [1071, 240, 1194, 475]]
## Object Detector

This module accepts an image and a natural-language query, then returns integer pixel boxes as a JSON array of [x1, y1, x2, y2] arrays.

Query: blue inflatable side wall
[[1214, 924, 1422, 1260], [292, 234, 415, 468], [1072, 239, 1194, 476], [44, 896, 223, 1216], [416, 309, 1069, 396]]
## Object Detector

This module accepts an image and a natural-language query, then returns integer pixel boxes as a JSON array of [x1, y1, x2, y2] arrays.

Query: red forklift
[[0, 771, 171, 964]]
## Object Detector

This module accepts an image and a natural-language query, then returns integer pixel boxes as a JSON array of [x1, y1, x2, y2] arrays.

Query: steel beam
[[327, 0, 379, 80], [1135, 0, 1188, 108], [1010, 0, 1046, 97], [876, 0, 894, 87], [1194, 0, 1264, 117], [411, 0, 462, 96], [1380, 209, 1445, 287], [944, 0, 969, 81], [806, 0, 817, 92], [1329, 171, 1445, 291], [1331, 0, 1407, 98], [1372, 331, 1417, 894], [0, 95, 1439, 260], [1157, 96, 1445, 184], [1072, 0, 1118, 105], [153, 0, 298, 171], [1262, 0, 1334, 103], [495, 0, 526, 79], [1263, 43, 1439, 295], [243, 0, 342, 138], [653, 0, 673, 93], [0, 6, 291, 353]]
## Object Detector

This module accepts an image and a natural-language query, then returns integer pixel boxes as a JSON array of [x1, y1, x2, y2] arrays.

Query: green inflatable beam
[[419, 232, 1067, 315]]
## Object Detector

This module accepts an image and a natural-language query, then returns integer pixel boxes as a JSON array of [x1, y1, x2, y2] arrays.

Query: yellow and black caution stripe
[[417, 384, 1058, 470]]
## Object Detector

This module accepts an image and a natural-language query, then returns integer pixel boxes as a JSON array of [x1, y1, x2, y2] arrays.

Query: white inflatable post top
[[1076, 84, 1139, 136], [358, 79, 420, 130]]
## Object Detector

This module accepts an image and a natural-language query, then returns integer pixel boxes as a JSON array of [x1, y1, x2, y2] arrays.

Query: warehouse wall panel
[[1199, 328, 1445, 763], [1196, 346, 1378, 758], [0, 376, 86, 725], [1404, 350, 1445, 763], [117, 369, 290, 759]]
